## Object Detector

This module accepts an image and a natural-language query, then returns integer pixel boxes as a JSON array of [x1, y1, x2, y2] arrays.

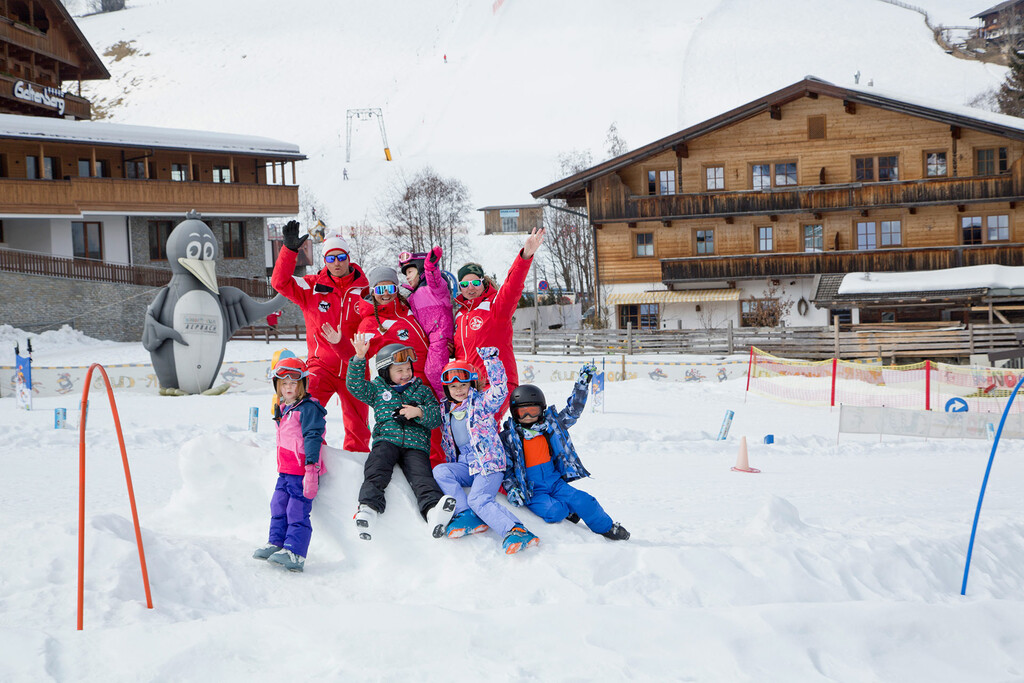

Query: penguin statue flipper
[[218, 288, 288, 338], [142, 288, 187, 352]]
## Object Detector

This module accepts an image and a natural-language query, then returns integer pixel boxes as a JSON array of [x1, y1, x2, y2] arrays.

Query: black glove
[[393, 401, 419, 426], [282, 220, 307, 252]]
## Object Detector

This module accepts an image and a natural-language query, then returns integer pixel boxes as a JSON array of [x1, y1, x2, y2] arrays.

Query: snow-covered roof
[[838, 265, 1024, 296], [0, 113, 305, 159]]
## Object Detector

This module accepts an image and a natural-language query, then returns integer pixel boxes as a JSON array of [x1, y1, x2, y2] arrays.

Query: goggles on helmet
[[441, 368, 478, 384], [373, 284, 398, 296], [386, 347, 417, 365], [325, 253, 349, 263], [513, 404, 543, 420], [273, 366, 306, 381], [459, 279, 483, 289]]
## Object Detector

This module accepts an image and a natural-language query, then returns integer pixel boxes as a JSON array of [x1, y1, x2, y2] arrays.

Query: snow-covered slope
[[2, 330, 1024, 680], [70, 0, 1002, 245]]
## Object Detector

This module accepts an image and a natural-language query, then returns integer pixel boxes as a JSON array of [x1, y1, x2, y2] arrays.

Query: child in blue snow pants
[[268, 474, 314, 557], [432, 464, 520, 538]]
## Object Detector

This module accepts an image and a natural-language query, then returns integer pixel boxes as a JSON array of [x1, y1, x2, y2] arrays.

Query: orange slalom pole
[[77, 363, 153, 631]]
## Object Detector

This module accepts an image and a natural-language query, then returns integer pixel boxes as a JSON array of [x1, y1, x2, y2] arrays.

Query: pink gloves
[[303, 464, 319, 499], [425, 246, 442, 271]]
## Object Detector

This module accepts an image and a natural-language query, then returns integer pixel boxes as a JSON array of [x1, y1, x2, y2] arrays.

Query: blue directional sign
[[945, 397, 969, 413]]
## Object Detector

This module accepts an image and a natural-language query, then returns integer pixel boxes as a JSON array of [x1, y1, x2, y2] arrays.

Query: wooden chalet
[[973, 0, 1024, 40], [1, 0, 108, 120], [0, 1, 305, 341], [532, 76, 1024, 331], [478, 203, 545, 235]]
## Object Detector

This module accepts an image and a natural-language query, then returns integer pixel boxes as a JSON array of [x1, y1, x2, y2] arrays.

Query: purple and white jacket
[[439, 351, 508, 476]]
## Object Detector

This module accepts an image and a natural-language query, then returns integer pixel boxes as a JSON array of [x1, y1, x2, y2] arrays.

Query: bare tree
[[742, 281, 795, 327], [541, 149, 598, 324], [343, 219, 390, 271], [377, 166, 471, 268], [604, 122, 628, 159]]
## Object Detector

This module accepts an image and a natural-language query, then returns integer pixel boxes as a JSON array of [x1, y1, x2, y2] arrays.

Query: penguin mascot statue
[[142, 212, 286, 395]]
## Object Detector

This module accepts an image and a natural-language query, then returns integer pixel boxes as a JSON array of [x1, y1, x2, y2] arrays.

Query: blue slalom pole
[[961, 374, 1024, 595]]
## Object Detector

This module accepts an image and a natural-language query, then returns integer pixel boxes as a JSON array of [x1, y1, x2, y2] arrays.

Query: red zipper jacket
[[454, 250, 532, 392], [271, 246, 369, 373]]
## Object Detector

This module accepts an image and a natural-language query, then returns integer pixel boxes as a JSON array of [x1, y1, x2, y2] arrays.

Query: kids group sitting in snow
[[256, 223, 628, 572]]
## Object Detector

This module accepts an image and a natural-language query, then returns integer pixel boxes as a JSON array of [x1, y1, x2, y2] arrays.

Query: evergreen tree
[[996, 50, 1024, 117]]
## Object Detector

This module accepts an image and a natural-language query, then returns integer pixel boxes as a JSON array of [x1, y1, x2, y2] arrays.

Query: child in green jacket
[[347, 336, 456, 540]]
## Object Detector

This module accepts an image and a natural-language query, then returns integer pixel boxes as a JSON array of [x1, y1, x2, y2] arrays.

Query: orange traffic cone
[[731, 436, 760, 473]]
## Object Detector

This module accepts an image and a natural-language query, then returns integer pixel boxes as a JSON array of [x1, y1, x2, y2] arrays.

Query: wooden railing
[[661, 244, 1024, 282], [230, 325, 305, 343], [0, 177, 299, 215], [592, 173, 1024, 223], [512, 323, 1024, 360], [0, 248, 274, 298]]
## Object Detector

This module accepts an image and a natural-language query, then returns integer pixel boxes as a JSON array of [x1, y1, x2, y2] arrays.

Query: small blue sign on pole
[[249, 407, 259, 432], [54, 408, 66, 429], [945, 397, 969, 413], [718, 410, 735, 440]]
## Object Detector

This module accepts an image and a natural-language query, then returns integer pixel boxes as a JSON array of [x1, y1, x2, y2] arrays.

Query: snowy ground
[[2, 333, 1023, 681]]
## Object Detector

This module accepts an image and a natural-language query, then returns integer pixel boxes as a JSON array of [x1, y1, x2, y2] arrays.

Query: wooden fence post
[[530, 327, 537, 354], [833, 315, 840, 358], [626, 322, 633, 355], [727, 320, 734, 354]]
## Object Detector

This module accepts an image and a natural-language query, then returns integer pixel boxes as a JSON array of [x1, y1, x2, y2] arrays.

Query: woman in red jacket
[[454, 227, 545, 420], [271, 223, 371, 453], [341, 265, 446, 467]]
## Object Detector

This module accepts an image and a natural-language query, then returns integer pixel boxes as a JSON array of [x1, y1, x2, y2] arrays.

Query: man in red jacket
[[271, 221, 371, 452], [454, 226, 546, 420]]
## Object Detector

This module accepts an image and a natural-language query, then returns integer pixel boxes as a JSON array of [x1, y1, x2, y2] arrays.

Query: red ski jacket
[[454, 250, 532, 393], [271, 246, 369, 373], [355, 298, 432, 389]]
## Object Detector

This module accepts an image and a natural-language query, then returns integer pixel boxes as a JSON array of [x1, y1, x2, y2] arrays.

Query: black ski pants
[[359, 440, 443, 518]]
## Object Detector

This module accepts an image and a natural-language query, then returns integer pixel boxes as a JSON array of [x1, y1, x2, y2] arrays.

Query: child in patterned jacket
[[500, 364, 630, 542], [347, 336, 456, 540], [433, 346, 540, 555], [252, 356, 327, 573]]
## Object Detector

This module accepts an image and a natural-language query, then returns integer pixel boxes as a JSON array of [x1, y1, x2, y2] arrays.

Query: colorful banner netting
[[746, 347, 1024, 414]]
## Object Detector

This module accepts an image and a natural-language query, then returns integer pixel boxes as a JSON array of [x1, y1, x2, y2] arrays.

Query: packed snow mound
[[746, 495, 811, 536]]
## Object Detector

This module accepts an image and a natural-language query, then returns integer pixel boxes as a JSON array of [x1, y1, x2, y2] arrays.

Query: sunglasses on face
[[441, 368, 478, 384], [324, 253, 349, 263], [514, 404, 543, 419], [459, 279, 483, 289], [273, 367, 304, 380], [373, 284, 398, 295]]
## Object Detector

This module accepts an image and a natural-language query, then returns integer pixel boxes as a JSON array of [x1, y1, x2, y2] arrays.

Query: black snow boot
[[601, 522, 630, 541], [565, 512, 581, 524]]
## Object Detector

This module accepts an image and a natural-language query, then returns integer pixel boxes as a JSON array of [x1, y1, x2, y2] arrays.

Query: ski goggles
[[324, 253, 349, 263], [513, 404, 543, 419], [273, 366, 307, 380], [373, 284, 398, 296], [459, 279, 483, 289], [441, 368, 478, 384], [386, 348, 417, 364]]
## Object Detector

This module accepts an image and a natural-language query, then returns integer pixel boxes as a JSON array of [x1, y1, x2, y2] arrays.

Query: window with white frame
[[803, 224, 823, 252], [696, 229, 714, 254], [988, 214, 1010, 241], [647, 169, 676, 195], [758, 226, 773, 252], [705, 166, 724, 190], [635, 232, 654, 257], [856, 221, 877, 250], [880, 220, 901, 246]]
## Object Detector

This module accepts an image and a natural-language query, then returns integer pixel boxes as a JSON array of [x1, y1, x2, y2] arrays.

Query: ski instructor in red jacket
[[454, 226, 546, 421], [271, 221, 371, 452]]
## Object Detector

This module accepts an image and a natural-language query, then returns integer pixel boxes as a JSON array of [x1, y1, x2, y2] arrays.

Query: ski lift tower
[[346, 108, 392, 162]]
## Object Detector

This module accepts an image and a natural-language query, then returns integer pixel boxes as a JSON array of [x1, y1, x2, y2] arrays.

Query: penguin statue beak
[[178, 257, 219, 293]]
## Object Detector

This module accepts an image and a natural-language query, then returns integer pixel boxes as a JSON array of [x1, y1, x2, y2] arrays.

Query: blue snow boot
[[252, 544, 283, 560], [267, 549, 305, 572], [445, 509, 489, 538], [502, 526, 539, 555]]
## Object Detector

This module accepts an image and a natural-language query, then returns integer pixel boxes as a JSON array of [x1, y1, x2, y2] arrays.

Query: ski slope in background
[[68, 0, 1003, 248], [1, 327, 1024, 680]]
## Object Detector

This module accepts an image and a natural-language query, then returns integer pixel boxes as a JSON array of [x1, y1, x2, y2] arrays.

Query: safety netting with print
[[745, 346, 1024, 414]]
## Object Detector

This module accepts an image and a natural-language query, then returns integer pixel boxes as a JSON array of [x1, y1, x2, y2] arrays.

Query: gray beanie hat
[[367, 265, 401, 289]]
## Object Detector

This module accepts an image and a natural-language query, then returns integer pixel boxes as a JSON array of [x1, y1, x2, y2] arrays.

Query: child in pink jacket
[[400, 246, 455, 401], [252, 356, 326, 573]]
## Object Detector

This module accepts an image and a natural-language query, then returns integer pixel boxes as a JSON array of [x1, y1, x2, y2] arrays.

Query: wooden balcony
[[0, 73, 91, 119], [0, 247, 275, 298], [592, 171, 1024, 223], [661, 244, 1024, 283], [0, 177, 300, 215]]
